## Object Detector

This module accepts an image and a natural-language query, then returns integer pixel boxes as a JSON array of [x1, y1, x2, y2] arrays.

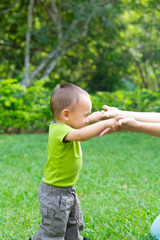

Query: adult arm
[[118, 118, 160, 137], [100, 117, 160, 137], [103, 105, 160, 123]]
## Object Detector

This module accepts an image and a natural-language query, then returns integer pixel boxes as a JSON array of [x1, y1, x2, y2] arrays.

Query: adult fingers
[[99, 127, 112, 136], [102, 105, 109, 111]]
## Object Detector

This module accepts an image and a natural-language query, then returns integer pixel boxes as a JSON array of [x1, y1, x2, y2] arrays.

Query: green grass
[[0, 132, 160, 240]]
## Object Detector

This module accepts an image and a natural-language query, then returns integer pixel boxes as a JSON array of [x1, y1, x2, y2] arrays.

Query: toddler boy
[[30, 83, 122, 240]]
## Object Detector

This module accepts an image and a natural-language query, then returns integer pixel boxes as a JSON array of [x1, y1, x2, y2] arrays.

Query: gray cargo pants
[[33, 181, 84, 240]]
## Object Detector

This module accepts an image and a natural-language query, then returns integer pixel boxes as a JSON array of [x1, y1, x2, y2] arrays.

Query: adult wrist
[[130, 120, 141, 132], [117, 109, 122, 117]]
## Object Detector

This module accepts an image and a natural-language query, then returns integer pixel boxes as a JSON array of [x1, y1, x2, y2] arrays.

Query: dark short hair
[[50, 83, 89, 118]]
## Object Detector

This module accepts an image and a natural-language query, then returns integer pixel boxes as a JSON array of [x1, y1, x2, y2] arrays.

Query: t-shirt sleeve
[[55, 124, 73, 143]]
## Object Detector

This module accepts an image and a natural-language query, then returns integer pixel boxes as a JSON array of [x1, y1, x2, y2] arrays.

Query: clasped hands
[[90, 105, 136, 136]]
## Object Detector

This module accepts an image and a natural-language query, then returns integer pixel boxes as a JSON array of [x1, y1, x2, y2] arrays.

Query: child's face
[[67, 95, 92, 129]]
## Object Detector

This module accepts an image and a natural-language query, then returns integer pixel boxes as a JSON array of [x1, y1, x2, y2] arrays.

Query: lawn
[[0, 132, 160, 240]]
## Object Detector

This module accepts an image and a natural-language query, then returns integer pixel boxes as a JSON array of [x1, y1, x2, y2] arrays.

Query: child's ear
[[62, 109, 69, 121]]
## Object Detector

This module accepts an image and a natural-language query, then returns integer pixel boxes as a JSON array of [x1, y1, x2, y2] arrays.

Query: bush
[[0, 79, 160, 134], [0, 79, 53, 133], [91, 88, 160, 112]]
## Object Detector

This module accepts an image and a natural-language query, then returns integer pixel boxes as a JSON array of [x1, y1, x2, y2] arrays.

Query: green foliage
[[0, 0, 123, 88], [0, 79, 53, 134], [1, 80, 160, 134], [1, 1, 160, 91], [91, 88, 160, 112]]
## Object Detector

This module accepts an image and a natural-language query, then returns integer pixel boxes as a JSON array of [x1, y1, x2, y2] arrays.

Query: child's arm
[[87, 110, 106, 123], [103, 105, 160, 123], [64, 117, 123, 142]]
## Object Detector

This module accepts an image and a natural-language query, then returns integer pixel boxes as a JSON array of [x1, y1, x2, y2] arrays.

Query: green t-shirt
[[43, 123, 82, 187]]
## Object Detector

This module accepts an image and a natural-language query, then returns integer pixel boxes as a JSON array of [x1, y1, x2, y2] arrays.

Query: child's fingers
[[100, 110, 106, 118], [118, 118, 125, 124], [118, 117, 134, 125], [115, 116, 125, 122], [103, 112, 110, 118], [101, 110, 105, 114], [117, 121, 122, 126]]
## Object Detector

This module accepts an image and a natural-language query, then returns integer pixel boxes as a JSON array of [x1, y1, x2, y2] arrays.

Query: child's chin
[[75, 124, 84, 129]]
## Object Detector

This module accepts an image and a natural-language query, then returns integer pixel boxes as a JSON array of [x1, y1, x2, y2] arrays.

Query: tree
[[24, 0, 34, 84], [118, 0, 160, 90], [0, 0, 19, 16], [1, 0, 160, 92], [21, 0, 119, 87]]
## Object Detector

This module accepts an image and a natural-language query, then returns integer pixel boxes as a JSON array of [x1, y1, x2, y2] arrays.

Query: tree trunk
[[152, 65, 160, 91], [41, 48, 69, 78], [135, 60, 148, 88], [0, 0, 19, 16], [22, 0, 34, 88], [30, 47, 62, 80]]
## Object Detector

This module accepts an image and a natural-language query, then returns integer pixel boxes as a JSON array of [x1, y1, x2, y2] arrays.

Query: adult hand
[[102, 105, 121, 118], [118, 117, 137, 131], [99, 116, 124, 136]]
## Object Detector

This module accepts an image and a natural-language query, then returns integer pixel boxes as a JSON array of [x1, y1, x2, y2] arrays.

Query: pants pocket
[[47, 195, 62, 218]]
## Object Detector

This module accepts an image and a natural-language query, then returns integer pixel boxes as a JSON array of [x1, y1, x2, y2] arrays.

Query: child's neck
[[56, 118, 68, 125]]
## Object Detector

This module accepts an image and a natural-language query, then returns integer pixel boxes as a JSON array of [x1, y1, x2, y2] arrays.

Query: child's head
[[50, 83, 92, 128]]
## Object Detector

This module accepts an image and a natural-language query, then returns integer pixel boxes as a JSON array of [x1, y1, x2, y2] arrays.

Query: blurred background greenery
[[0, 0, 160, 133]]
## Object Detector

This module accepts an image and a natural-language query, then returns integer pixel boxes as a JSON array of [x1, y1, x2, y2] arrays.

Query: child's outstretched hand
[[102, 105, 121, 118], [99, 117, 136, 136], [100, 116, 124, 136], [88, 110, 107, 123]]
